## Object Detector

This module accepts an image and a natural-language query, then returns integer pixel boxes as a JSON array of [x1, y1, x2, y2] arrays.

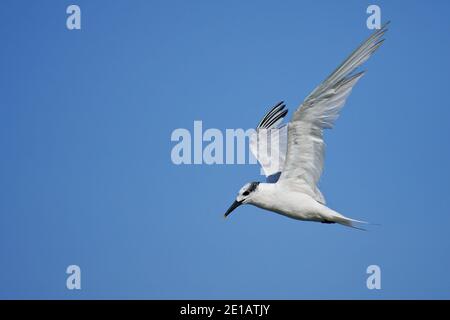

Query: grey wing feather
[[279, 23, 389, 203]]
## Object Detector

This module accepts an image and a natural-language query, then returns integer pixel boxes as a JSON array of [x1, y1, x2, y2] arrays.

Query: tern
[[224, 23, 388, 229]]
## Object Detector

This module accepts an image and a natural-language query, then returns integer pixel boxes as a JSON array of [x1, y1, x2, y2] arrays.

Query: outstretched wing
[[249, 101, 288, 178], [279, 23, 389, 203]]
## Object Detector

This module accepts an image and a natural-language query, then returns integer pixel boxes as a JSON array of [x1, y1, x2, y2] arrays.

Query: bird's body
[[249, 182, 330, 222], [224, 23, 389, 229], [244, 182, 357, 226]]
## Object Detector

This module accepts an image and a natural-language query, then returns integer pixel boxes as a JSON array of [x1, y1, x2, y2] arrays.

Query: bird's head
[[224, 182, 260, 218]]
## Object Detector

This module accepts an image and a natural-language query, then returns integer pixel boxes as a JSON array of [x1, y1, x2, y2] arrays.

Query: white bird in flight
[[224, 23, 388, 229]]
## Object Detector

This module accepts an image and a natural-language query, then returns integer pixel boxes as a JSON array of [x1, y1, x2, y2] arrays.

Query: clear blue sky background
[[1, 0, 450, 299]]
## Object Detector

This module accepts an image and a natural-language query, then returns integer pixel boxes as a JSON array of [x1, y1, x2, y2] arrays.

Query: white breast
[[248, 183, 327, 221]]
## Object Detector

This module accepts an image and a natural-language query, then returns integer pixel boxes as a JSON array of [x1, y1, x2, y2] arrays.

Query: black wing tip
[[257, 100, 288, 129], [378, 21, 390, 31], [264, 107, 289, 128], [376, 21, 390, 34], [275, 100, 284, 107]]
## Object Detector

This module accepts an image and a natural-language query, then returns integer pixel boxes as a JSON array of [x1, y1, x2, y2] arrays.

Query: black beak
[[224, 200, 242, 218]]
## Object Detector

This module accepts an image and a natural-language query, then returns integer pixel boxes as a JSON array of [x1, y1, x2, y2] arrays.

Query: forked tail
[[333, 215, 370, 231]]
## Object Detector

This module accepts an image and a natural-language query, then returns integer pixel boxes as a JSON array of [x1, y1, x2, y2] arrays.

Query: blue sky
[[1, 0, 450, 299]]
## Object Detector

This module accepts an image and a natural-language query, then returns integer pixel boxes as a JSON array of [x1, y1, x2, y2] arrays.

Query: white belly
[[249, 184, 333, 222]]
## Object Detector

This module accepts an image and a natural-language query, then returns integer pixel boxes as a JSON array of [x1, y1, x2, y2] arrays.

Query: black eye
[[243, 191, 249, 196]]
